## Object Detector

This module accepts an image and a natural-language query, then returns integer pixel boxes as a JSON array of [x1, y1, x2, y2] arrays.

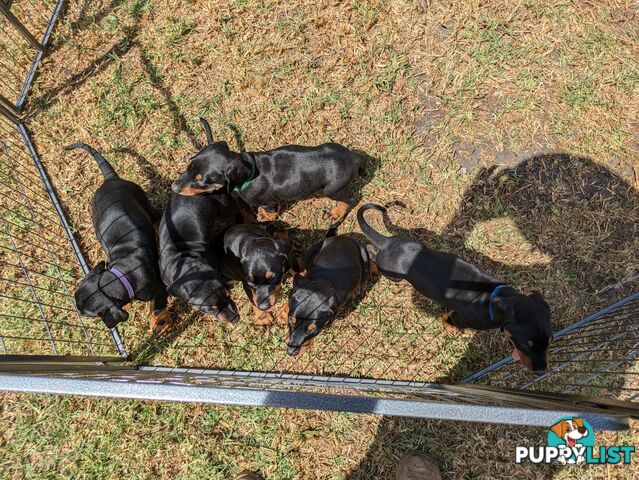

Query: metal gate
[[0, 1, 637, 431]]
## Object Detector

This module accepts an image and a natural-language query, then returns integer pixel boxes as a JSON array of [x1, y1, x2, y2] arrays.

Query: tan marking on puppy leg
[[151, 308, 174, 336], [442, 311, 463, 334], [369, 259, 379, 275], [277, 304, 290, 324], [326, 201, 350, 223], [121, 303, 130, 312], [252, 303, 273, 326], [258, 207, 279, 222], [269, 286, 281, 307], [298, 338, 314, 355]]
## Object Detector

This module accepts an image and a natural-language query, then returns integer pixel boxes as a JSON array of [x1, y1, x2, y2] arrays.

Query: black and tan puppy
[[67, 143, 167, 332], [171, 118, 362, 226], [357, 203, 552, 374], [284, 226, 371, 356], [159, 191, 239, 324], [217, 224, 297, 325]]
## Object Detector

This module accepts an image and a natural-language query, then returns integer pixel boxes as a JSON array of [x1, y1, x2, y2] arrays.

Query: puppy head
[[75, 261, 129, 328], [495, 290, 551, 375], [242, 235, 293, 311], [172, 143, 245, 196], [168, 270, 239, 323], [550, 417, 588, 441], [286, 274, 338, 356]]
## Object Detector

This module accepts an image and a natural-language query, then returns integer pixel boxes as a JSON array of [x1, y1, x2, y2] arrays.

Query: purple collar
[[109, 267, 135, 301]]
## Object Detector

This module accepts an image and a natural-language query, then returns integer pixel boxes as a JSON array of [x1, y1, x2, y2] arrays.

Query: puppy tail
[[357, 203, 391, 250], [325, 224, 339, 239], [199, 117, 214, 145], [65, 143, 118, 180]]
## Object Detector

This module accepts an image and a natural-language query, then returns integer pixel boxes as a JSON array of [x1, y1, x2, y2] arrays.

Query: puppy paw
[[325, 202, 350, 224], [151, 309, 174, 336], [254, 310, 274, 326], [442, 312, 463, 335], [368, 259, 379, 275], [276, 304, 290, 324], [257, 207, 279, 222]]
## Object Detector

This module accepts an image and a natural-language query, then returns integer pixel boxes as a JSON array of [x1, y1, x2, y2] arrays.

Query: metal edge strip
[[0, 373, 629, 431]]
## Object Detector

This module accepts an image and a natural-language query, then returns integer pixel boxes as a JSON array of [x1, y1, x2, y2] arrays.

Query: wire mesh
[[0, 0, 60, 108], [465, 294, 639, 403], [0, 113, 121, 358], [0, 0, 636, 427]]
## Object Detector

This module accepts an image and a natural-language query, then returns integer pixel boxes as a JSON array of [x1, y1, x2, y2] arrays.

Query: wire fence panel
[[0, 113, 122, 358], [0, 0, 638, 429], [463, 293, 639, 403], [0, 363, 633, 430], [0, 0, 63, 109]]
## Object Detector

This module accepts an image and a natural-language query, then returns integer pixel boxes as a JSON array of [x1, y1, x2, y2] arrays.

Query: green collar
[[234, 155, 256, 193]]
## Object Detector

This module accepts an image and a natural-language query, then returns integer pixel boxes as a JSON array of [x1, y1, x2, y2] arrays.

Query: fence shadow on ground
[[27, 26, 140, 115]]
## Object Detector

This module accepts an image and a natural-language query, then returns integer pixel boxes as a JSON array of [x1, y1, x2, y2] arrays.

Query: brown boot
[[235, 472, 263, 480], [395, 451, 442, 480]]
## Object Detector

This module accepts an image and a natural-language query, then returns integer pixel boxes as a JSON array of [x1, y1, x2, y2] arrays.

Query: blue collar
[[489, 284, 508, 324]]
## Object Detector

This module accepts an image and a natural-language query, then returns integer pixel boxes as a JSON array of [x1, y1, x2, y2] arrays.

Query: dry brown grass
[[1, 0, 639, 478]]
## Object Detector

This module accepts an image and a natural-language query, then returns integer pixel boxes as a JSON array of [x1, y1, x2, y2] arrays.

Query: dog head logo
[[548, 416, 595, 464], [550, 417, 589, 448]]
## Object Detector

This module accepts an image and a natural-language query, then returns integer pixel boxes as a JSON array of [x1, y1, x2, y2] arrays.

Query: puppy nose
[[258, 299, 272, 311], [287, 345, 301, 356], [171, 181, 182, 194]]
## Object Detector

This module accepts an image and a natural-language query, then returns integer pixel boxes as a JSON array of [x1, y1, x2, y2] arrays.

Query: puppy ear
[[328, 294, 340, 310], [573, 417, 584, 428], [93, 261, 107, 273], [529, 290, 550, 311], [550, 421, 567, 439], [293, 273, 307, 287], [492, 296, 516, 320], [275, 236, 293, 254], [102, 304, 128, 328]]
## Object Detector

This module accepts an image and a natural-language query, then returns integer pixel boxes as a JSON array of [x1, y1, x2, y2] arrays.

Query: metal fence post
[[0, 3, 45, 51]]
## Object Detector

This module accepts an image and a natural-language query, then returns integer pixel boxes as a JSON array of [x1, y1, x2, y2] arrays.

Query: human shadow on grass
[[345, 153, 638, 479]]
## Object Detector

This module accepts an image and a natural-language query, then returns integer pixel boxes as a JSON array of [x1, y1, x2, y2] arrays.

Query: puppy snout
[[171, 180, 183, 194], [257, 299, 272, 311], [255, 289, 273, 311], [287, 345, 301, 356], [578, 427, 587, 434]]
